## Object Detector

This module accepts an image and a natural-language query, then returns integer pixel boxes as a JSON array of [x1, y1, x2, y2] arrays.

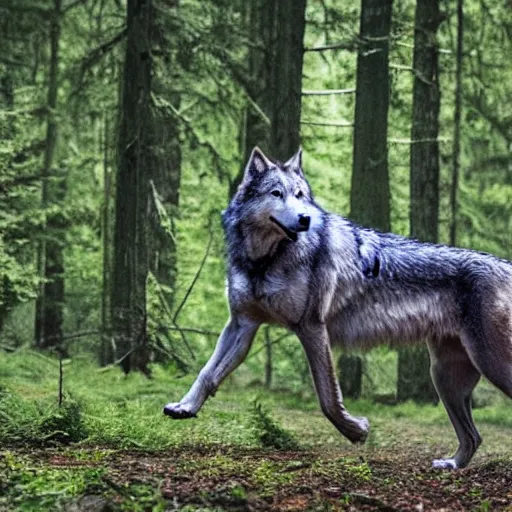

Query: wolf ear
[[284, 147, 303, 175], [243, 146, 273, 179]]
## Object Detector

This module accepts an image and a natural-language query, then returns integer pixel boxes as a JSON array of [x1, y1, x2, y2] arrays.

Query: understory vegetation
[[1, 351, 512, 511]]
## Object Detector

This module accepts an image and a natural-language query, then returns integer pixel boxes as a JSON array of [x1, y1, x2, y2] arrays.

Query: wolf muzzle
[[270, 214, 310, 242]]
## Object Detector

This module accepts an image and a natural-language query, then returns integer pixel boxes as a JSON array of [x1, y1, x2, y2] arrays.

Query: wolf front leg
[[296, 323, 370, 443], [163, 316, 260, 419]]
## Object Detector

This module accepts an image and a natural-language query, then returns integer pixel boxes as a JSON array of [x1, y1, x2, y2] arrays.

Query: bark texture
[[270, 0, 307, 162], [397, 0, 442, 404], [344, 0, 393, 396], [350, 0, 393, 232], [230, 0, 276, 198], [35, 0, 65, 351], [450, 0, 464, 246], [409, 0, 441, 244], [111, 0, 153, 374], [100, 116, 114, 366]]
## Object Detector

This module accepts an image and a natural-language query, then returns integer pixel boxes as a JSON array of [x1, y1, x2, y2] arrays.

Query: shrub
[[0, 391, 88, 446], [250, 400, 299, 450]]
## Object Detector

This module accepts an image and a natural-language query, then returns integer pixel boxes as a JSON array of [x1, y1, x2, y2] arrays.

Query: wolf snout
[[297, 213, 311, 231]]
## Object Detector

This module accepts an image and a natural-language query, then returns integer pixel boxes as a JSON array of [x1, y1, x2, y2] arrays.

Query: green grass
[[1, 349, 511, 452]]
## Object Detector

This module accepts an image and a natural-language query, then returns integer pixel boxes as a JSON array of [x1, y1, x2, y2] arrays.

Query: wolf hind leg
[[427, 336, 482, 469], [460, 322, 512, 400]]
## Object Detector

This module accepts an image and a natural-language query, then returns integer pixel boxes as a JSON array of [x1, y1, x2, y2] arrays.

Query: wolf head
[[226, 147, 318, 247]]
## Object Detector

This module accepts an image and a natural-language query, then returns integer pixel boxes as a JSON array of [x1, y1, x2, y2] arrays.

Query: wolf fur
[[164, 147, 512, 469]]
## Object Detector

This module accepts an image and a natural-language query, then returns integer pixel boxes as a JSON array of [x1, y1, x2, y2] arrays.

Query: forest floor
[[1, 351, 512, 511]]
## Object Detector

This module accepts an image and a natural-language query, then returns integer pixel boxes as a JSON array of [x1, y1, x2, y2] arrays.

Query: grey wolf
[[164, 147, 512, 469]]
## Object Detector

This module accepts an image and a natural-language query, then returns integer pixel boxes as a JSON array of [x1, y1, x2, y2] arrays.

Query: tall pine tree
[[397, 0, 442, 404], [111, 0, 154, 374]]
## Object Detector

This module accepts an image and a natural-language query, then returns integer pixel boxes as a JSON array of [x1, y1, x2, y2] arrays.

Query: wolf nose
[[298, 214, 311, 230]]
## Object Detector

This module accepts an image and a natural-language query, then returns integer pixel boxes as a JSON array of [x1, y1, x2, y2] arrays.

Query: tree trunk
[[344, 0, 393, 397], [450, 0, 464, 247], [111, 0, 153, 375], [35, 0, 64, 351], [0, 72, 15, 136], [41, 176, 67, 353], [270, 0, 307, 161], [100, 115, 114, 366], [230, 0, 276, 198], [397, 0, 442, 404], [350, 0, 392, 232], [409, 0, 441, 244], [338, 354, 363, 399], [232, 0, 305, 193]]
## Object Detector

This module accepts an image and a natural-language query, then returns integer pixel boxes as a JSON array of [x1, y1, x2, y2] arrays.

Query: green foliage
[[0, 107, 42, 320], [252, 460, 296, 496], [1, 2, 512, 508], [250, 400, 300, 451], [0, 452, 106, 512], [1, 350, 511, 452], [39, 399, 88, 445], [0, 351, 511, 510], [0, 237, 38, 311], [311, 456, 372, 483], [0, 0, 511, 403], [0, 390, 88, 446]]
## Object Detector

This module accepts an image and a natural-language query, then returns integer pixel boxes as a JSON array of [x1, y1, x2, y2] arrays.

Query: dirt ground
[[4, 445, 511, 511]]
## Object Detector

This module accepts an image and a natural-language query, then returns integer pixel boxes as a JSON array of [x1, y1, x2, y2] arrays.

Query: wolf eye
[[271, 190, 283, 198], [296, 190, 304, 199]]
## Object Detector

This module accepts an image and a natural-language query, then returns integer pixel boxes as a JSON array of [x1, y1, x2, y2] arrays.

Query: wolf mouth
[[269, 216, 298, 242]]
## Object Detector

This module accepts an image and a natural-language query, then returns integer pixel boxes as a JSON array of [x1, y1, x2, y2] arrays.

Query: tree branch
[[302, 88, 355, 96], [247, 333, 294, 360], [173, 226, 214, 324], [35, 330, 100, 346], [388, 137, 451, 144], [390, 63, 433, 86], [304, 41, 356, 52], [301, 120, 354, 127], [168, 326, 220, 337], [74, 28, 127, 92], [149, 271, 196, 361]]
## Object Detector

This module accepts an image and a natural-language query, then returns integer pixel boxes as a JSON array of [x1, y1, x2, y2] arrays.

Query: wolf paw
[[163, 402, 197, 419], [354, 416, 370, 443], [346, 416, 370, 444], [432, 458, 458, 470]]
